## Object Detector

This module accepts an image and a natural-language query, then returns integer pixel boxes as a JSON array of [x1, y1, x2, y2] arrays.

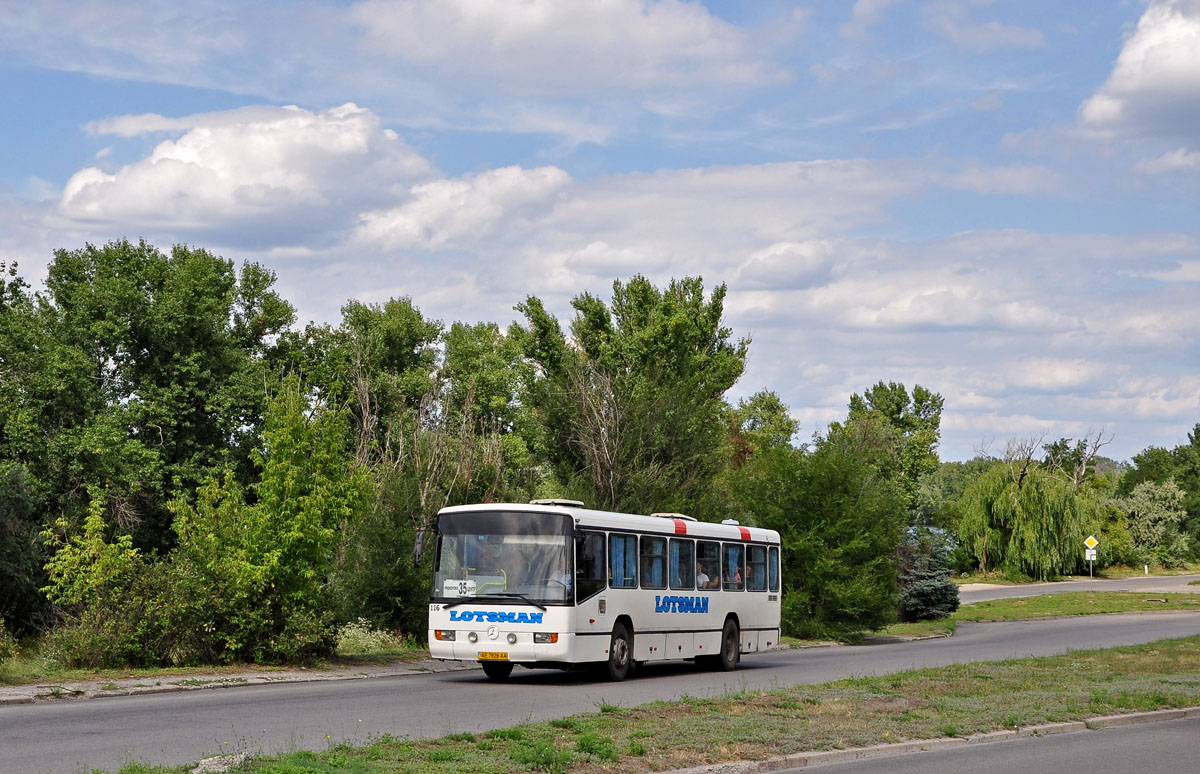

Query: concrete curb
[[0, 659, 479, 706], [668, 707, 1200, 773]]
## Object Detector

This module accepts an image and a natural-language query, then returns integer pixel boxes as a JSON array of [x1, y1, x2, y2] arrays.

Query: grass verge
[[106, 634, 1200, 774], [878, 591, 1200, 640]]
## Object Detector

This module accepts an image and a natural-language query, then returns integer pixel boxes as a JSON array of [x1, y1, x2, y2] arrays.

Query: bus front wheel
[[606, 623, 632, 681], [717, 619, 740, 671], [481, 661, 514, 680]]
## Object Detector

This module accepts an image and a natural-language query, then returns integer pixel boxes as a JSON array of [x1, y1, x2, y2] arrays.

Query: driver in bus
[[551, 554, 572, 590]]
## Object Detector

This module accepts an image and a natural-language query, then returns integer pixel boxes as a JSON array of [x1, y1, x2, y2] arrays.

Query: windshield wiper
[[480, 592, 548, 611], [440, 593, 548, 611]]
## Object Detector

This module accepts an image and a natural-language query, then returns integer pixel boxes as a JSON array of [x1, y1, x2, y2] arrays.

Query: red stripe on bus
[[738, 526, 751, 541], [672, 519, 689, 535]]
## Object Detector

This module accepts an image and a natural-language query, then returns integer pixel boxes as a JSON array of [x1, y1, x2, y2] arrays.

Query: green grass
[[878, 591, 1200, 639], [105, 634, 1200, 774], [955, 592, 1200, 622], [0, 637, 428, 687]]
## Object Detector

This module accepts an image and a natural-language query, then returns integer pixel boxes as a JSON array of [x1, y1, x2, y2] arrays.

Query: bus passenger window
[[669, 539, 695, 590], [609, 533, 638, 588], [769, 546, 780, 592], [696, 541, 720, 590], [746, 545, 767, 591], [722, 543, 744, 591], [640, 536, 666, 589], [576, 531, 606, 600]]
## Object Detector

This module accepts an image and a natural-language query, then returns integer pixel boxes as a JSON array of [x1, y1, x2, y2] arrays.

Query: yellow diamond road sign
[[1085, 535, 1099, 550]]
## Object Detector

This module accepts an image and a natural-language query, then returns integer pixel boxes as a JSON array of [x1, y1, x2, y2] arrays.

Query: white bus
[[427, 499, 782, 680]]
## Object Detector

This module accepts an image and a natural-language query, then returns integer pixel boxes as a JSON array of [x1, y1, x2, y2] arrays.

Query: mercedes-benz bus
[[427, 499, 782, 680]]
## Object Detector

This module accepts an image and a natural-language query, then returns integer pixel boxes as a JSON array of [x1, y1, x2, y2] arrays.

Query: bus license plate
[[478, 651, 509, 661]]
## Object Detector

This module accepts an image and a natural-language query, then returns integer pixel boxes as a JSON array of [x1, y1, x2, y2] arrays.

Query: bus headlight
[[467, 631, 478, 643], [434, 630, 456, 641], [507, 632, 518, 644], [533, 633, 559, 644]]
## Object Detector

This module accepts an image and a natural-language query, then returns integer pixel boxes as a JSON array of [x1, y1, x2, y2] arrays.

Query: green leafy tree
[[1119, 480, 1190, 567], [737, 418, 906, 639], [4, 242, 294, 556], [172, 376, 371, 662], [727, 390, 797, 465], [512, 275, 747, 517], [956, 440, 1096, 580], [846, 381, 944, 516]]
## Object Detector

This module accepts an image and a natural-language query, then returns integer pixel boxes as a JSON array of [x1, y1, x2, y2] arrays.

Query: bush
[[0, 618, 16, 662], [897, 527, 960, 622], [335, 618, 407, 656]]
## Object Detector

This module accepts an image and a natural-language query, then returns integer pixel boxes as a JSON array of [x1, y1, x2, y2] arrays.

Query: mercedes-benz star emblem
[[487, 625, 499, 640]]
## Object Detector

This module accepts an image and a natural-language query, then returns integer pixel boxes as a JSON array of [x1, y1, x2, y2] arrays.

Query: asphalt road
[[959, 573, 1200, 603], [3, 612, 1200, 774], [784, 715, 1200, 774]]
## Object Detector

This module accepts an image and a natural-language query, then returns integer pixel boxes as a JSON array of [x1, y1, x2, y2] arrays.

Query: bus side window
[[609, 533, 638, 588], [640, 536, 667, 589], [769, 546, 780, 592], [746, 545, 767, 591], [722, 543, 744, 591], [576, 531, 606, 600], [696, 541, 720, 590], [669, 539, 695, 590]]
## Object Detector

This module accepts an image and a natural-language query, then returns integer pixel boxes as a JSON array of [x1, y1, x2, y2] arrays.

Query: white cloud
[[1005, 358, 1110, 392], [349, 0, 781, 97], [59, 103, 431, 245], [839, 0, 905, 40], [922, 0, 1045, 52], [356, 165, 571, 250], [937, 162, 1064, 195], [737, 241, 839, 290], [1079, 0, 1200, 141], [1134, 147, 1200, 174]]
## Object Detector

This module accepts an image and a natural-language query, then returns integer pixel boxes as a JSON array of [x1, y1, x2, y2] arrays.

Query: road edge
[[667, 707, 1200, 773]]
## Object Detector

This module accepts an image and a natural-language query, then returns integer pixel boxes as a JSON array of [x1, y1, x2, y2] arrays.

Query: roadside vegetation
[[881, 591, 1200, 639], [3, 241, 1200, 673], [101, 635, 1200, 774]]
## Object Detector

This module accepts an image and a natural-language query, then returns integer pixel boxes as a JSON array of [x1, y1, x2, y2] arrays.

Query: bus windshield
[[432, 510, 573, 605]]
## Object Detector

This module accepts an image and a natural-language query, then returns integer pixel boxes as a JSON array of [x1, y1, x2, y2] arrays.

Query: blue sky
[[2, 0, 1199, 462]]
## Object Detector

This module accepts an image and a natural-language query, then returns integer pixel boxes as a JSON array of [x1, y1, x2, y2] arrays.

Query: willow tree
[[957, 447, 1093, 580]]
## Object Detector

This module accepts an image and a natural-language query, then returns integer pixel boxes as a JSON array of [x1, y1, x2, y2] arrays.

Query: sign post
[[1084, 535, 1099, 578]]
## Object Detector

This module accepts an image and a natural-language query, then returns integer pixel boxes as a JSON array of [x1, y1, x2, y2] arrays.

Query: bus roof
[[437, 502, 781, 544]]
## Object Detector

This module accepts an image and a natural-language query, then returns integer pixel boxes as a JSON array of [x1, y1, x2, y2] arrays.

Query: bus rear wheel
[[606, 623, 632, 681], [717, 619, 740, 671], [481, 661, 514, 680]]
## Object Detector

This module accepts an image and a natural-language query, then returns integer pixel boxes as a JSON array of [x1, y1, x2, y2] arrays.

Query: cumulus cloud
[[356, 165, 571, 250], [59, 103, 431, 245], [1079, 0, 1200, 142], [349, 0, 780, 97], [737, 241, 839, 290]]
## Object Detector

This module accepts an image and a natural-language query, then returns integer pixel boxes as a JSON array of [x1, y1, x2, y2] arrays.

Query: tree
[[172, 375, 371, 662], [845, 381, 944, 516], [956, 439, 1095, 580], [1119, 480, 1190, 567], [727, 390, 797, 465], [737, 418, 906, 639], [4, 242, 294, 555], [896, 527, 960, 622], [512, 275, 747, 518]]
